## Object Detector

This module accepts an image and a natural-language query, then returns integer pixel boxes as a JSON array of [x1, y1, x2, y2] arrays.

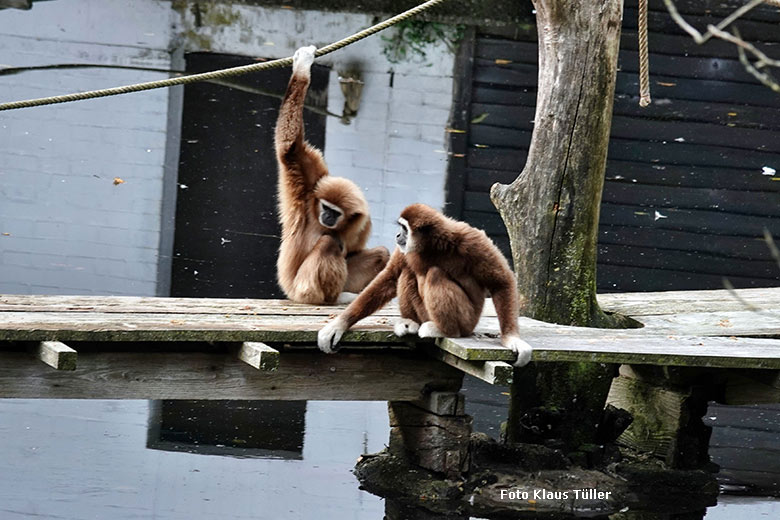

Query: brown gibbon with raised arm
[[275, 46, 389, 304], [317, 203, 533, 366]]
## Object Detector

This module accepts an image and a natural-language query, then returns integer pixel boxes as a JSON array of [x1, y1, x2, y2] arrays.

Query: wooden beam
[[427, 346, 513, 385], [238, 341, 279, 371], [34, 340, 77, 370], [437, 336, 516, 361], [0, 350, 462, 400]]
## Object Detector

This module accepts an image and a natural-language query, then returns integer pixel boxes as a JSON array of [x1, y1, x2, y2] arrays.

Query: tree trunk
[[493, 0, 636, 450], [491, 0, 631, 329]]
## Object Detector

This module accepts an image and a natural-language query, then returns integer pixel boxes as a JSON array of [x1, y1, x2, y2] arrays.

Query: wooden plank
[[596, 264, 774, 293], [443, 27, 476, 220], [34, 340, 77, 370], [437, 336, 517, 361], [473, 69, 780, 108], [597, 243, 780, 280], [524, 335, 780, 369], [599, 225, 776, 261], [238, 341, 279, 371], [426, 346, 513, 385], [597, 287, 780, 316], [0, 311, 402, 343], [0, 350, 462, 400], [0, 295, 398, 317]]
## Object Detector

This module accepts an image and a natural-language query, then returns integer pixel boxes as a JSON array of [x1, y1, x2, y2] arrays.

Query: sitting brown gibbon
[[317, 203, 533, 366], [275, 46, 389, 304]]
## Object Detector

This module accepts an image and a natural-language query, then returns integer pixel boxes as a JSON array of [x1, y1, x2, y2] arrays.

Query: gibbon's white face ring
[[396, 217, 413, 254], [319, 199, 343, 229]]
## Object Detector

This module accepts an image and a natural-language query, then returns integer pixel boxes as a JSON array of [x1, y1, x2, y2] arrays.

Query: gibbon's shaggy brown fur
[[275, 46, 389, 304], [318, 203, 533, 366]]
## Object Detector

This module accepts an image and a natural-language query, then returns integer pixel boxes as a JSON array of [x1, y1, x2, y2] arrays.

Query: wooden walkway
[[0, 287, 779, 395]]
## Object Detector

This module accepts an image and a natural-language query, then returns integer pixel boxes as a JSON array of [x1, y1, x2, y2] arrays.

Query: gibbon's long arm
[[274, 46, 326, 200], [472, 243, 532, 367], [317, 249, 404, 352]]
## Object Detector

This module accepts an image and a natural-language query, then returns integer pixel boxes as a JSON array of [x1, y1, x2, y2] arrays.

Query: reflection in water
[[147, 400, 306, 460], [0, 396, 777, 519]]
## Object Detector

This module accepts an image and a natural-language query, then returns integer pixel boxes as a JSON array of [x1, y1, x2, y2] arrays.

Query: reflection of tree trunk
[[490, 0, 633, 449]]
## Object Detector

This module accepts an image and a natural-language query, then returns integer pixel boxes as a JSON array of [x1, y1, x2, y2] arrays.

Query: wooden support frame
[[238, 341, 279, 371], [426, 345, 514, 385], [0, 348, 463, 401], [33, 340, 77, 370]]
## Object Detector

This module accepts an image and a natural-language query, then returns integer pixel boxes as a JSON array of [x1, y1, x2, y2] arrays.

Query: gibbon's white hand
[[503, 335, 533, 367], [417, 321, 445, 338], [292, 45, 316, 75], [317, 317, 347, 354], [336, 292, 358, 304], [393, 318, 420, 336]]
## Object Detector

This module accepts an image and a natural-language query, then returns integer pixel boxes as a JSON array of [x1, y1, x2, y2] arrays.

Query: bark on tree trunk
[[493, 0, 638, 450], [491, 0, 632, 329]]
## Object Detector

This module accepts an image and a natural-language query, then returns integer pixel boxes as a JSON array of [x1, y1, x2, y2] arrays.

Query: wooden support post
[[388, 393, 472, 479], [238, 341, 279, 371], [34, 340, 77, 370], [606, 365, 714, 469], [426, 346, 513, 385]]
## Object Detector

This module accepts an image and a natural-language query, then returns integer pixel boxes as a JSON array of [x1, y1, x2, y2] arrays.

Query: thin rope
[[0, 0, 449, 112], [638, 0, 652, 107]]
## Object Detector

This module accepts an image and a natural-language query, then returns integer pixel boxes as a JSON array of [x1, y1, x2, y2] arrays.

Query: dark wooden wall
[[446, 0, 780, 292]]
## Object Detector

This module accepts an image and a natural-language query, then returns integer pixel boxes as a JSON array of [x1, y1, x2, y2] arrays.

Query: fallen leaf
[[471, 113, 489, 124], [495, 58, 512, 65], [113, 177, 125, 185]]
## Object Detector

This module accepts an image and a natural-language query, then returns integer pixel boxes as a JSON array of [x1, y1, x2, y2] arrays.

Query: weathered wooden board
[[34, 340, 77, 370], [0, 295, 397, 317], [437, 336, 517, 361], [0, 350, 462, 400], [238, 342, 279, 371], [427, 346, 514, 386], [1, 289, 779, 380], [597, 287, 780, 316]]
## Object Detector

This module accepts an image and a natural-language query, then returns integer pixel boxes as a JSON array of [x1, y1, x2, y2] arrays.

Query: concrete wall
[[0, 0, 177, 295], [0, 0, 457, 295]]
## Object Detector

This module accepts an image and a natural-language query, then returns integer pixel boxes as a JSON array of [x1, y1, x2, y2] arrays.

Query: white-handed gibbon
[[276, 46, 389, 304], [317, 203, 533, 366]]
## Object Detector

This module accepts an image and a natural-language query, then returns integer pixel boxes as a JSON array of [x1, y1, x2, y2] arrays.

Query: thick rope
[[638, 0, 652, 107], [0, 0, 449, 111]]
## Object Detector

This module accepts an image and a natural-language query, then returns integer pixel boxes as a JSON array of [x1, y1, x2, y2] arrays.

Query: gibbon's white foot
[[418, 321, 445, 338], [336, 292, 358, 305], [393, 318, 420, 337], [318, 317, 347, 354], [292, 45, 316, 75], [503, 335, 533, 367]]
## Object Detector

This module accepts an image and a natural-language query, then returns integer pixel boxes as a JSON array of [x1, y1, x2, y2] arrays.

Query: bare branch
[[662, 0, 766, 44], [663, 0, 780, 92]]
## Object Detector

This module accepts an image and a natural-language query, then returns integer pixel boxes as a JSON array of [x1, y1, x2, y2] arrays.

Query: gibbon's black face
[[319, 200, 343, 229], [396, 217, 411, 254]]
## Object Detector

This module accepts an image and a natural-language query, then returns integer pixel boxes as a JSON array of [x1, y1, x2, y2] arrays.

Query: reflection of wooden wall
[[447, 0, 780, 292], [147, 400, 306, 459]]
